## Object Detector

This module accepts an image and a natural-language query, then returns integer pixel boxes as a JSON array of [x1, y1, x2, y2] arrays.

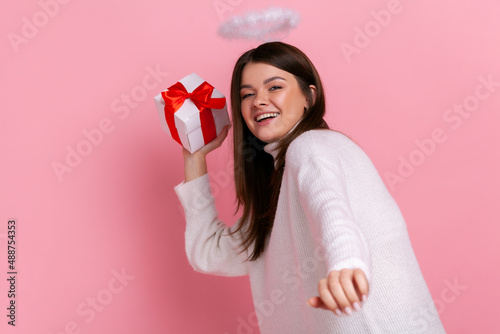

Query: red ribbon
[[161, 81, 225, 147]]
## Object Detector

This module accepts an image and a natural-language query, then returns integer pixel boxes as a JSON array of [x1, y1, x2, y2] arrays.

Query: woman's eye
[[269, 86, 282, 91], [241, 93, 253, 99]]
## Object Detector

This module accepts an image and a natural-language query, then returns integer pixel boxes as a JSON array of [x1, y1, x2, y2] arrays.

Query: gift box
[[154, 73, 230, 153]]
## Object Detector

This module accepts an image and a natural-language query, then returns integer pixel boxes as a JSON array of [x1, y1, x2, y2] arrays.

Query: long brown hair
[[228, 42, 330, 262]]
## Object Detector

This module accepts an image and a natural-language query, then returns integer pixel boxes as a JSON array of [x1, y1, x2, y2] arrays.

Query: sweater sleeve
[[174, 173, 249, 277], [287, 133, 372, 283]]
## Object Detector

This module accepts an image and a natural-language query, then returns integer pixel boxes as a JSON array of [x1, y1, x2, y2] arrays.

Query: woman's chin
[[255, 133, 281, 144], [251, 126, 285, 144]]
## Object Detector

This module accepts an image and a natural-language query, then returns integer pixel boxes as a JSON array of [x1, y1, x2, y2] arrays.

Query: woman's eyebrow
[[240, 76, 287, 90], [263, 76, 286, 84]]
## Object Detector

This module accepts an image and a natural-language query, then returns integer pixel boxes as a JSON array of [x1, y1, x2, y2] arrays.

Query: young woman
[[174, 42, 445, 333]]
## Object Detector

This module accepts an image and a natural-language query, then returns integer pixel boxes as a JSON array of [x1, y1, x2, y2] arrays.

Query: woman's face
[[239, 62, 314, 143]]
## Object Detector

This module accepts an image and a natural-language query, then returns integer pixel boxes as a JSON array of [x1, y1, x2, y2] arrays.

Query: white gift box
[[153, 73, 230, 153]]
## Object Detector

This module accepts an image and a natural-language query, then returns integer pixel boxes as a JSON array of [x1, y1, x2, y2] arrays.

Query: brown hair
[[228, 42, 330, 261]]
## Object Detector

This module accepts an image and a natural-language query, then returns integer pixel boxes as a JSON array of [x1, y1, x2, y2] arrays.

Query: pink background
[[1, 0, 499, 333]]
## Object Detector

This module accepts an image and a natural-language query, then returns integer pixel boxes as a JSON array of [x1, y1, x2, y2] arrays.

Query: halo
[[217, 7, 301, 42]]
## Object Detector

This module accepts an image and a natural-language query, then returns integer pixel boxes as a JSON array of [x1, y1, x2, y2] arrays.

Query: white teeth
[[255, 112, 279, 122]]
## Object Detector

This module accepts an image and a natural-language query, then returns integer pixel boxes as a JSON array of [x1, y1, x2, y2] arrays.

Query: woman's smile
[[254, 111, 281, 125]]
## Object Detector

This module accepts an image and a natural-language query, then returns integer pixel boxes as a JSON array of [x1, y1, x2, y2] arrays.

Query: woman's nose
[[253, 90, 269, 108]]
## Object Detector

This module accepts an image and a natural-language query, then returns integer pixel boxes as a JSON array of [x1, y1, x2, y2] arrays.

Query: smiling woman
[[239, 63, 315, 143], [174, 42, 446, 333]]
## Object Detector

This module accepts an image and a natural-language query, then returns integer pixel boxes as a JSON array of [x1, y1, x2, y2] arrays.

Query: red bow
[[161, 81, 226, 146]]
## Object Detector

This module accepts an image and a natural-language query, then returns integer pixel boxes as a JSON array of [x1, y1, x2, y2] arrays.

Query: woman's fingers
[[352, 268, 369, 301], [307, 296, 327, 310], [308, 269, 369, 316], [317, 277, 343, 316], [330, 269, 357, 315]]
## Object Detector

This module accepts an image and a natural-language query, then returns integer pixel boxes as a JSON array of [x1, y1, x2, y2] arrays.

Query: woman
[[174, 42, 445, 333]]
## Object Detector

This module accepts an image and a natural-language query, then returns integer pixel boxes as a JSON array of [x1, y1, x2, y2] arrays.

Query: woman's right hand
[[182, 124, 231, 182]]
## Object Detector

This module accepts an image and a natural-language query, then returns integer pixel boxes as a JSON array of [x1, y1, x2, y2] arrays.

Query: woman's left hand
[[307, 268, 369, 316]]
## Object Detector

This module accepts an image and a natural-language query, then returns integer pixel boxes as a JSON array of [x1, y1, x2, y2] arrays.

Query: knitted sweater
[[174, 129, 446, 333]]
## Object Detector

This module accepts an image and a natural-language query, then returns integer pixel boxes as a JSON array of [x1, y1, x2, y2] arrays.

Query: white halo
[[217, 7, 301, 42]]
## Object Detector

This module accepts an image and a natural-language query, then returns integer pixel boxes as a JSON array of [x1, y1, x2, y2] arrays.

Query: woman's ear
[[307, 85, 317, 109]]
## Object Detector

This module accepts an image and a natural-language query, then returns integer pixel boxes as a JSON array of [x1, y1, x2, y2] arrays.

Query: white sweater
[[174, 129, 446, 333]]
